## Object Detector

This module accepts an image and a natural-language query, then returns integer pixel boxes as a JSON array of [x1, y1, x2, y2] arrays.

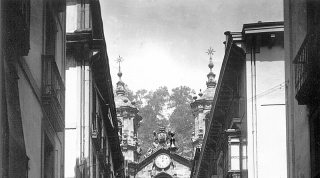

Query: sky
[[100, 0, 283, 93]]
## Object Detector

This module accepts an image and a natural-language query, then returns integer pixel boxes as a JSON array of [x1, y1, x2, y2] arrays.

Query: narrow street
[[0, 0, 319, 178]]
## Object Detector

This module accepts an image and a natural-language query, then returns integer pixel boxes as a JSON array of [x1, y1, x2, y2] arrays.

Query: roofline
[[243, 21, 284, 29], [242, 21, 284, 34]]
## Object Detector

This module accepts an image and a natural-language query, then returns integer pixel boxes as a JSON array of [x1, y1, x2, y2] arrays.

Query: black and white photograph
[[0, 0, 318, 178]]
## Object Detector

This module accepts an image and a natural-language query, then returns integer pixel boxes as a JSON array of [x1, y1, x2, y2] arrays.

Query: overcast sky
[[100, 0, 283, 92]]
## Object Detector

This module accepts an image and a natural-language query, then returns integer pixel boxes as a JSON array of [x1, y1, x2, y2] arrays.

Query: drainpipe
[[0, 0, 3, 175], [251, 36, 258, 178]]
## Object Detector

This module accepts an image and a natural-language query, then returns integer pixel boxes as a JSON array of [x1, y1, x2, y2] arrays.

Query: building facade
[[241, 22, 286, 178], [65, 0, 124, 177], [1, 0, 66, 177], [284, 1, 320, 177], [192, 21, 286, 178]]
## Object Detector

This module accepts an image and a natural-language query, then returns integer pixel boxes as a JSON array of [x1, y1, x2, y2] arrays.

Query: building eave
[[90, 0, 125, 172], [91, 52, 124, 171], [194, 34, 246, 178], [242, 21, 284, 34]]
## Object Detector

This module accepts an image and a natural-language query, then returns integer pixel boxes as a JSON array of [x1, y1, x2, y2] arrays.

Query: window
[[5, 0, 31, 56], [228, 137, 240, 171], [45, 2, 57, 56]]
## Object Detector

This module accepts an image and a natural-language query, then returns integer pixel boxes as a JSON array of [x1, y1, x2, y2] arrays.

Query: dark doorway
[[44, 134, 54, 178], [154, 172, 173, 178], [309, 100, 320, 177]]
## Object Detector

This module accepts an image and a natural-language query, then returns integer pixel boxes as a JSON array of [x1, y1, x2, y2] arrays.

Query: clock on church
[[155, 154, 171, 169]]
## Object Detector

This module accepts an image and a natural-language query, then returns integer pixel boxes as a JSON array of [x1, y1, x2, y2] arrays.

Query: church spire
[[115, 55, 125, 95], [205, 47, 217, 88]]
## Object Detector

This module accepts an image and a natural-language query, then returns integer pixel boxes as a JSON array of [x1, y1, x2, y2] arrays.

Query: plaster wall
[[284, 0, 310, 177], [17, 62, 65, 178], [17, 66, 43, 178], [292, 105, 310, 178], [24, 0, 44, 87], [246, 45, 287, 178]]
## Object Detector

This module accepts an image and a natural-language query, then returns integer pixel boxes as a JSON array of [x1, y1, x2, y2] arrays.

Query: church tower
[[190, 48, 217, 151], [114, 56, 142, 177]]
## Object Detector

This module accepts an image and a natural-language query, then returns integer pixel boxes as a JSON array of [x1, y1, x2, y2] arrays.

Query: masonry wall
[[18, 66, 43, 178]]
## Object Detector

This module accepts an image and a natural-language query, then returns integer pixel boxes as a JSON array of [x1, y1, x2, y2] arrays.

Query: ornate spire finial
[[206, 47, 215, 72], [205, 48, 217, 88], [206, 47, 216, 58], [115, 55, 124, 79], [115, 56, 125, 95]]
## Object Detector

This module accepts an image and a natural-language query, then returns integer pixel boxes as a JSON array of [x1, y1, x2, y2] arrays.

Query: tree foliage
[[127, 87, 170, 155], [124, 86, 195, 158], [168, 86, 195, 158]]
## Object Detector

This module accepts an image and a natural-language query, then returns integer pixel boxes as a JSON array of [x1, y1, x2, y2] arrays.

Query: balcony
[[293, 31, 319, 105], [42, 55, 65, 132]]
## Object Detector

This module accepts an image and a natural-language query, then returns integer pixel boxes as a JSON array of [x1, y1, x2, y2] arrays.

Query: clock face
[[155, 154, 171, 169]]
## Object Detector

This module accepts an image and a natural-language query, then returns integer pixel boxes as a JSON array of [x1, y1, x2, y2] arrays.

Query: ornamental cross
[[206, 47, 216, 58], [115, 55, 124, 71]]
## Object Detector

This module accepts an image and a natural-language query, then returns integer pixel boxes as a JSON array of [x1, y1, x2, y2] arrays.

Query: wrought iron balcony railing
[[293, 30, 319, 104], [42, 55, 65, 131]]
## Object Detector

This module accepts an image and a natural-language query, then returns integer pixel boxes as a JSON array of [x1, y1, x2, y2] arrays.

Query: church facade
[[135, 127, 191, 178], [114, 60, 191, 178]]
